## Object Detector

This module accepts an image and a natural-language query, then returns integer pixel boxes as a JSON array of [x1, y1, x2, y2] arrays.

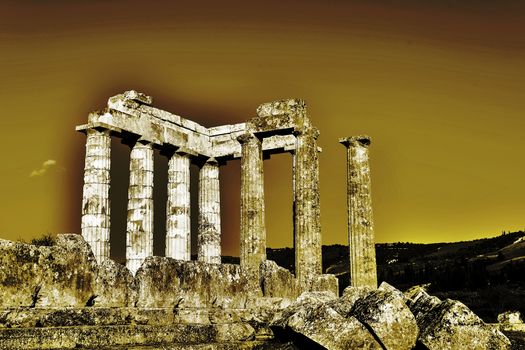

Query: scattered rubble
[[0, 234, 517, 349], [405, 286, 511, 350], [499, 311, 523, 325]]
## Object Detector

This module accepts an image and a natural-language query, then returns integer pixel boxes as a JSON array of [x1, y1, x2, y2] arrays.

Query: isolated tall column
[[293, 128, 322, 288], [238, 133, 266, 280], [81, 128, 111, 264], [340, 135, 377, 288], [165, 151, 191, 260], [198, 158, 221, 264], [126, 141, 154, 274]]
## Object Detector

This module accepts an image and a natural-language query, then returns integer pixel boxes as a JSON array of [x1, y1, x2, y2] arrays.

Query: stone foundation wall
[[0, 234, 337, 310], [0, 234, 339, 349], [0, 234, 97, 308]]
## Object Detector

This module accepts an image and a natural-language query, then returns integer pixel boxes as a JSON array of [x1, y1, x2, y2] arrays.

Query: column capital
[[293, 127, 320, 139], [237, 132, 260, 144], [339, 135, 371, 148], [161, 145, 194, 159], [136, 138, 154, 146], [83, 126, 112, 135], [204, 157, 219, 165], [194, 156, 220, 168]]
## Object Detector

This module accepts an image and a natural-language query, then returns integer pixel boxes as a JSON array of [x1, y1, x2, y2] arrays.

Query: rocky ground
[[1, 233, 523, 349], [267, 283, 513, 350]]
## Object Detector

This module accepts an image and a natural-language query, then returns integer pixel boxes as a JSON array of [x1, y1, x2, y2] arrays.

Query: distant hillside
[[265, 230, 525, 322]]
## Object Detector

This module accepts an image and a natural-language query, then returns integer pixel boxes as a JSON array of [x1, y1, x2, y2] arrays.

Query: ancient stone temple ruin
[[0, 91, 512, 349], [77, 91, 324, 289]]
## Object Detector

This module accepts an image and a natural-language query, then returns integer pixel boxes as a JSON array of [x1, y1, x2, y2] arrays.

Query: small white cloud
[[30, 159, 58, 177]]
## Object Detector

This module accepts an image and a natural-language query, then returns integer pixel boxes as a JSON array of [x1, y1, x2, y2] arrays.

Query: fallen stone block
[[260, 260, 299, 301], [350, 282, 418, 350], [135, 257, 250, 309], [0, 239, 44, 307], [0, 234, 98, 308], [270, 291, 337, 329], [498, 311, 523, 325], [285, 303, 382, 350], [405, 287, 511, 350], [404, 285, 441, 324], [498, 311, 525, 334], [37, 234, 98, 307], [94, 259, 136, 307], [328, 285, 372, 317], [308, 274, 339, 297]]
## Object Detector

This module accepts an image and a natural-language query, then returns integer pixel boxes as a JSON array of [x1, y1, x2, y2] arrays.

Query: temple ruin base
[[0, 234, 336, 349], [0, 234, 514, 350]]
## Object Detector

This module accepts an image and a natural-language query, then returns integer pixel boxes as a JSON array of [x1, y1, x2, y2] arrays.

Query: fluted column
[[165, 151, 191, 260], [340, 135, 377, 288], [197, 158, 221, 264], [126, 141, 154, 274], [238, 133, 266, 280], [293, 128, 322, 288], [81, 128, 111, 264]]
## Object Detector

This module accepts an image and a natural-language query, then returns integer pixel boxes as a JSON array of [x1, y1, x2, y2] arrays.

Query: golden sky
[[0, 0, 524, 259]]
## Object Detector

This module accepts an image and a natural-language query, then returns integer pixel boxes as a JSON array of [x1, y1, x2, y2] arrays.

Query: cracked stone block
[[350, 282, 418, 350], [405, 286, 511, 350], [0, 234, 98, 308]]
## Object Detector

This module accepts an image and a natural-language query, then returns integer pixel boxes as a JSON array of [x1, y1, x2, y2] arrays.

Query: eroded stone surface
[[499, 311, 523, 325], [327, 285, 372, 317], [126, 141, 154, 275], [94, 259, 136, 307], [198, 159, 221, 264], [405, 287, 511, 350], [293, 127, 322, 289], [273, 301, 382, 350], [166, 152, 191, 261], [81, 128, 111, 264], [350, 282, 418, 350], [239, 133, 266, 289], [270, 291, 338, 329], [135, 257, 249, 309], [260, 260, 299, 301], [340, 135, 377, 289], [308, 274, 339, 297], [0, 234, 98, 308], [0, 239, 44, 307]]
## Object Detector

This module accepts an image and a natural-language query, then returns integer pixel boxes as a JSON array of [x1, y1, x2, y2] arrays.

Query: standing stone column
[[293, 128, 322, 289], [197, 158, 221, 264], [340, 135, 377, 288], [165, 151, 191, 260], [126, 141, 154, 274], [81, 128, 111, 264], [238, 133, 266, 281]]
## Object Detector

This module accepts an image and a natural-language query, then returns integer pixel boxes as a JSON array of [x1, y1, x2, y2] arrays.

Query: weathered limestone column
[[340, 135, 377, 288], [197, 158, 221, 264], [126, 141, 154, 274], [293, 128, 322, 288], [165, 151, 191, 260], [81, 128, 111, 264], [238, 133, 266, 280]]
